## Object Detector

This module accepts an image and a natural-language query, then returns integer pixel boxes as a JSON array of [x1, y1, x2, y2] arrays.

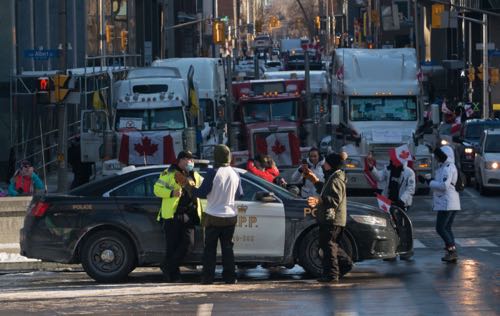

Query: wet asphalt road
[[0, 187, 499, 315]]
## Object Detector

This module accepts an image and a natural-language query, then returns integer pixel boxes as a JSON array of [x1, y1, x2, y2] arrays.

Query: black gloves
[[17, 188, 24, 194], [417, 175, 433, 184]]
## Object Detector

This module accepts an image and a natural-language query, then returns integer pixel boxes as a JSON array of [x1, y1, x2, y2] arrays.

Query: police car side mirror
[[255, 191, 277, 203]]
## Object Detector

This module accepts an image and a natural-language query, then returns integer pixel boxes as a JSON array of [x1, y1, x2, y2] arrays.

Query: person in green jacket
[[154, 151, 202, 282], [305, 152, 351, 283]]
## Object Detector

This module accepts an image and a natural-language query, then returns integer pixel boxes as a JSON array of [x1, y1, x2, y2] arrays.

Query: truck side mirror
[[331, 104, 340, 126]]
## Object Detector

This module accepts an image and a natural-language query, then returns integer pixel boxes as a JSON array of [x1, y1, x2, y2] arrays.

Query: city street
[[0, 187, 499, 315]]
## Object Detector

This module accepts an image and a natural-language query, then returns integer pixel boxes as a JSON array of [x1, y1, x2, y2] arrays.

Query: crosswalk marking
[[413, 239, 427, 248], [454, 238, 497, 247]]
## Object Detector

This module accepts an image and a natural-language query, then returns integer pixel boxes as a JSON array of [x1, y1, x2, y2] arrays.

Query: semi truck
[[325, 48, 432, 189], [229, 78, 311, 180], [80, 67, 198, 175]]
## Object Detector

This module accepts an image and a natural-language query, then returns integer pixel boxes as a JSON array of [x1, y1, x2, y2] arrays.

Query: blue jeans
[[436, 211, 457, 248]]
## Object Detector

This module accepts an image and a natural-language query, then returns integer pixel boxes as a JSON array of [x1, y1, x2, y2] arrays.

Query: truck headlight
[[464, 148, 474, 154], [485, 161, 499, 170], [440, 139, 449, 146], [345, 158, 361, 169], [350, 215, 387, 227], [415, 158, 431, 169]]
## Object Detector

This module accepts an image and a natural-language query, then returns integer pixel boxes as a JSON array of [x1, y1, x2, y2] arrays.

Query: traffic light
[[37, 77, 51, 104], [490, 67, 499, 85], [53, 74, 70, 103], [212, 20, 225, 44], [477, 64, 484, 81], [315, 16, 321, 30], [120, 30, 128, 51], [467, 66, 475, 82], [431, 4, 445, 29], [105, 24, 114, 44]]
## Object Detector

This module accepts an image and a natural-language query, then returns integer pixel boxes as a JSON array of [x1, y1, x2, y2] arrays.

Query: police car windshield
[[465, 124, 483, 139], [350, 96, 417, 121], [485, 135, 500, 153]]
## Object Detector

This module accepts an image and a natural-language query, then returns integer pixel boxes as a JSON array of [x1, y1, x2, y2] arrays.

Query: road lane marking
[[493, 253, 500, 256], [477, 248, 488, 252], [413, 239, 427, 248], [455, 238, 497, 247], [462, 188, 475, 198], [0, 243, 19, 250], [196, 303, 213, 316]]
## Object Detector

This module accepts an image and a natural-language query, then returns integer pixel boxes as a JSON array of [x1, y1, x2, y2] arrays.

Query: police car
[[20, 165, 412, 283]]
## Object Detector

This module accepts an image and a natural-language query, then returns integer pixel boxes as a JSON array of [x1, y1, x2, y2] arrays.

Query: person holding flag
[[365, 145, 416, 212]]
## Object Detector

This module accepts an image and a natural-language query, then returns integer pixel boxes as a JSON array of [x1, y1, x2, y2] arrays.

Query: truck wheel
[[81, 230, 135, 283], [298, 226, 354, 277]]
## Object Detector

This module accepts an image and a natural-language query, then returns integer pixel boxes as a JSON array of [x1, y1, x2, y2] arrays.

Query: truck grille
[[370, 143, 403, 160]]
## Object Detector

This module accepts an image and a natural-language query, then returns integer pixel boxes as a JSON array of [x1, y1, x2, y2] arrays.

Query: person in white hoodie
[[418, 145, 461, 262], [291, 148, 325, 198]]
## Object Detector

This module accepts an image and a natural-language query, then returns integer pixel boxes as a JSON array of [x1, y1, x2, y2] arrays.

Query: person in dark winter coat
[[305, 152, 352, 282]]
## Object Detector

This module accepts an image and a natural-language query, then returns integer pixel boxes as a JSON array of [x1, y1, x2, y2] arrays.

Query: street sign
[[489, 50, 500, 57], [24, 49, 59, 60]]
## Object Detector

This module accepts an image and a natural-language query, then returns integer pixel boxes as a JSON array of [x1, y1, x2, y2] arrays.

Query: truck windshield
[[485, 135, 500, 153], [243, 100, 298, 123], [116, 108, 185, 131], [350, 97, 417, 121]]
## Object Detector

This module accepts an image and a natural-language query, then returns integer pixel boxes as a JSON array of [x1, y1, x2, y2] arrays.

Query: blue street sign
[[489, 49, 500, 57], [23, 49, 60, 60]]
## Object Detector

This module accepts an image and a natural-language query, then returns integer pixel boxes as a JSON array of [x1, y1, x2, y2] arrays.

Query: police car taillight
[[31, 201, 50, 217]]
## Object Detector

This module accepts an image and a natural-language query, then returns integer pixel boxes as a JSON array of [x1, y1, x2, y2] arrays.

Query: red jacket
[[246, 160, 280, 183]]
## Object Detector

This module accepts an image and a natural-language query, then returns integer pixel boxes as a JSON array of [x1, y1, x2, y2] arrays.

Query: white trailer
[[152, 58, 227, 158], [327, 48, 432, 189]]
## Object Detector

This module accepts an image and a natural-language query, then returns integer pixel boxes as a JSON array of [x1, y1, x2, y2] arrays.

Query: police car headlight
[[485, 161, 499, 170], [350, 215, 387, 227], [464, 148, 474, 154]]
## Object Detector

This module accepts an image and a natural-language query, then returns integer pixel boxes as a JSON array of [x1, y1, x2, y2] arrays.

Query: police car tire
[[298, 226, 354, 278], [80, 230, 135, 283]]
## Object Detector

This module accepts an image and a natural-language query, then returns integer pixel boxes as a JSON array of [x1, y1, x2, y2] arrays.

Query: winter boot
[[441, 249, 458, 262]]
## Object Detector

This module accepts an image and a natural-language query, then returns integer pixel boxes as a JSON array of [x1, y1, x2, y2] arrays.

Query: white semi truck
[[325, 48, 432, 189], [80, 67, 198, 175]]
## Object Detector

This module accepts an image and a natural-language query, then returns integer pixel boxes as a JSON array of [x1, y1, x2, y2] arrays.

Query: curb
[[0, 262, 82, 274]]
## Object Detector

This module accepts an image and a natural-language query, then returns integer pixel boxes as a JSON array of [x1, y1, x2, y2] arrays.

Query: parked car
[[474, 128, 500, 194], [453, 119, 500, 184], [20, 165, 413, 283]]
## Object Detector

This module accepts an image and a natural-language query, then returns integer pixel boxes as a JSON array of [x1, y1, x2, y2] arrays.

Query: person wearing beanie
[[182, 144, 242, 284], [154, 150, 203, 282], [418, 146, 461, 262], [305, 152, 353, 282]]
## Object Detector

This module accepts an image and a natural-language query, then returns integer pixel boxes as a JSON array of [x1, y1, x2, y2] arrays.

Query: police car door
[[233, 178, 286, 257]]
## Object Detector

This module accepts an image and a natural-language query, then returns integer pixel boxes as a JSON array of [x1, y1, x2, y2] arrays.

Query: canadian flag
[[376, 193, 392, 213], [389, 144, 413, 167], [118, 131, 183, 165], [255, 132, 300, 166]]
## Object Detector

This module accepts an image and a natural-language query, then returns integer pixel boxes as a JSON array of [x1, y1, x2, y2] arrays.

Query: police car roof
[[117, 162, 247, 175]]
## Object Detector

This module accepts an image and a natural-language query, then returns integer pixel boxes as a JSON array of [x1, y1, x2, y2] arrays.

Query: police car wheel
[[80, 230, 136, 283], [298, 227, 354, 278]]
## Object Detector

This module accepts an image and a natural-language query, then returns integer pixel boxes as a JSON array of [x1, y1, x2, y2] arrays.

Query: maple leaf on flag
[[399, 150, 410, 160], [272, 139, 286, 155], [134, 136, 158, 156]]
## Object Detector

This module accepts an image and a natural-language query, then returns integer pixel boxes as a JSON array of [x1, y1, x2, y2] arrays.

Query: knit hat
[[214, 144, 231, 167], [177, 150, 194, 161], [325, 152, 347, 170]]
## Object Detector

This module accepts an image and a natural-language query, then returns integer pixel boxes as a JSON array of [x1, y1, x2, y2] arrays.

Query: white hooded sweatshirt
[[429, 146, 461, 211], [291, 157, 325, 198]]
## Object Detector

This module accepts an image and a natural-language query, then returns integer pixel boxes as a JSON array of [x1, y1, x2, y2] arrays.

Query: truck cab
[[230, 79, 309, 178], [329, 48, 432, 189]]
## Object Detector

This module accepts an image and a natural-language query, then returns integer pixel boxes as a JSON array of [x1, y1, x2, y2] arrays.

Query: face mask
[[186, 162, 194, 172]]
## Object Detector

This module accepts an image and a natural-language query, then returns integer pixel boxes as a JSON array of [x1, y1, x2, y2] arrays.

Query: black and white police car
[[20, 165, 412, 283]]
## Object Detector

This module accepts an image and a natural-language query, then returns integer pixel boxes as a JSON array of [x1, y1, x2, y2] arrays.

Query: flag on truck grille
[[118, 131, 183, 165], [255, 132, 300, 166]]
